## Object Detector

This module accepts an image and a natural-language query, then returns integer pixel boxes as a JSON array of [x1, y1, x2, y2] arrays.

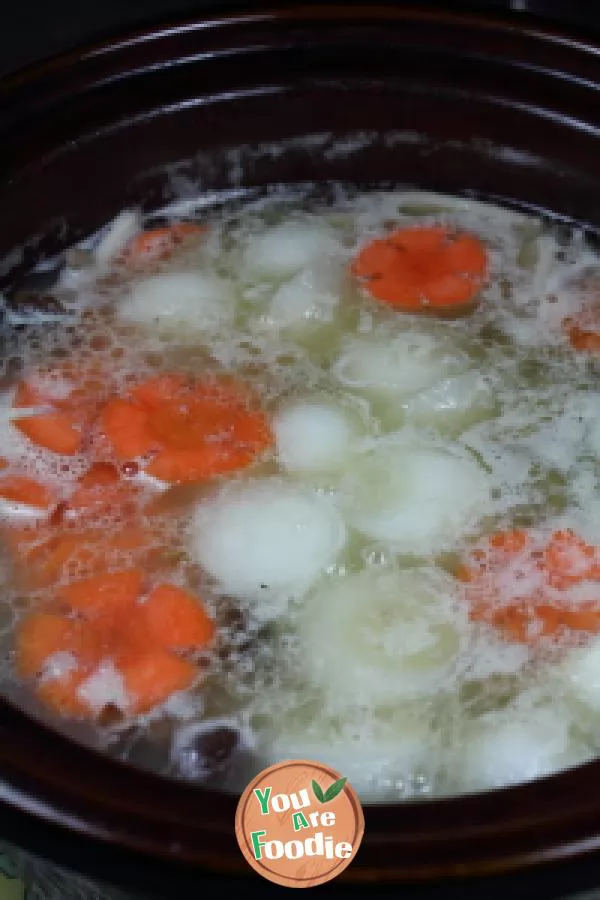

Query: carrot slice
[[17, 612, 102, 717], [13, 377, 85, 455], [566, 323, 600, 352], [145, 445, 259, 483], [351, 225, 487, 313], [67, 462, 141, 517], [15, 412, 83, 456], [0, 522, 46, 556], [544, 529, 600, 588], [16, 526, 153, 589], [57, 569, 144, 621], [140, 584, 215, 652], [12, 380, 47, 410], [130, 374, 189, 408], [100, 373, 273, 483], [0, 476, 56, 509], [36, 672, 91, 717], [457, 529, 600, 647], [16, 613, 99, 679], [488, 529, 530, 553], [99, 398, 156, 460], [561, 298, 600, 352], [0, 458, 9, 471], [116, 646, 197, 714], [11, 365, 108, 456], [78, 462, 121, 490], [483, 602, 560, 644], [25, 531, 102, 588], [121, 223, 206, 268], [485, 601, 600, 644]]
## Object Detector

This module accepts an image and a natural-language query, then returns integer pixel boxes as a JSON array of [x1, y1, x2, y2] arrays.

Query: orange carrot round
[[99, 399, 156, 460], [457, 528, 600, 646], [100, 373, 273, 484], [121, 223, 207, 268], [66, 462, 142, 518], [16, 612, 98, 679], [139, 583, 215, 652], [8, 525, 156, 590], [563, 307, 600, 352], [116, 646, 197, 715], [12, 371, 100, 456], [15, 410, 83, 456], [36, 673, 92, 717], [56, 569, 144, 622], [351, 225, 487, 314], [0, 475, 56, 509], [15, 574, 214, 719], [543, 529, 600, 588]]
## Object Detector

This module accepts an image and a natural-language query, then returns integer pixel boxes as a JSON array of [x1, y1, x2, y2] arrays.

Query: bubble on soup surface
[[188, 477, 347, 617], [171, 721, 241, 780]]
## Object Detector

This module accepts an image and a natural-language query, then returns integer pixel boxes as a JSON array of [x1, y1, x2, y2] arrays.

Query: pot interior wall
[[0, 10, 599, 288]]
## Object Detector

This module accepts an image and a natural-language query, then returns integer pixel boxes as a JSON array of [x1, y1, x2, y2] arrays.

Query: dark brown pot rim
[[1, 4, 600, 890]]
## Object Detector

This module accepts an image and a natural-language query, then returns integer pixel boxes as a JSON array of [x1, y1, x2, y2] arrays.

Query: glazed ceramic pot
[[2, 5, 600, 899]]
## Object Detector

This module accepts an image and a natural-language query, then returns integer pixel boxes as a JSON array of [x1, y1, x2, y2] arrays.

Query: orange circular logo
[[235, 759, 365, 888]]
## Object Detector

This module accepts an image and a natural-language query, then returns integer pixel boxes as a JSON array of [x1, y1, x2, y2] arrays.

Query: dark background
[[1, 0, 600, 79]]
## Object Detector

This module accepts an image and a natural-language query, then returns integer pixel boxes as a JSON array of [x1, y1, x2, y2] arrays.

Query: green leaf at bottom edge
[[312, 780, 325, 803], [324, 776, 348, 803]]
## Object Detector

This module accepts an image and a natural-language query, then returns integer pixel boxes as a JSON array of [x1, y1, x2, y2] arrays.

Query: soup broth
[[1, 189, 600, 801]]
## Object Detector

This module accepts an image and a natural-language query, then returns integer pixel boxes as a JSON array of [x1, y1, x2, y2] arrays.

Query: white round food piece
[[241, 221, 342, 282], [332, 331, 470, 402], [459, 706, 574, 791], [559, 637, 600, 712], [117, 271, 235, 335], [261, 725, 434, 801], [188, 478, 347, 616], [296, 567, 468, 706], [340, 434, 490, 555], [266, 266, 340, 330], [274, 399, 359, 474], [402, 370, 498, 436]]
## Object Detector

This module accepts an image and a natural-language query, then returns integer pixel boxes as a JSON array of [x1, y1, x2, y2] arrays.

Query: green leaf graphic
[[323, 777, 347, 803], [312, 780, 325, 803]]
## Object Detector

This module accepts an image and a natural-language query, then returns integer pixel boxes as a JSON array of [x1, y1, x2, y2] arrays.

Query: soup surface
[[1, 189, 600, 801]]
